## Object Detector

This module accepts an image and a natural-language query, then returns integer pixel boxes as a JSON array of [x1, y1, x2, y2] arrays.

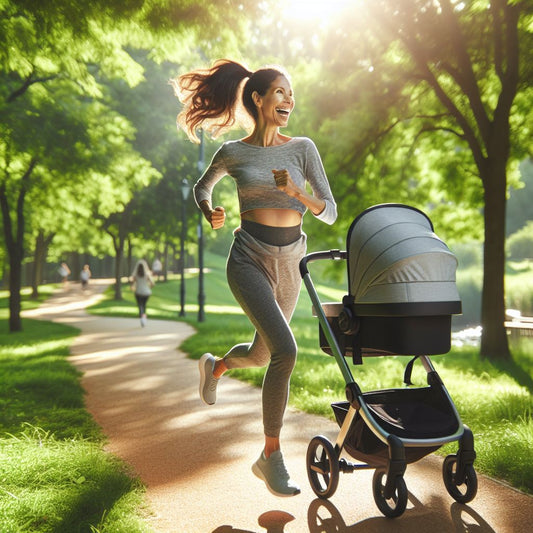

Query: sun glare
[[282, 0, 354, 23]]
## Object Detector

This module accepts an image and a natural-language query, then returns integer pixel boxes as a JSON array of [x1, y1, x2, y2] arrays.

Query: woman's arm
[[194, 145, 228, 229], [198, 200, 226, 229]]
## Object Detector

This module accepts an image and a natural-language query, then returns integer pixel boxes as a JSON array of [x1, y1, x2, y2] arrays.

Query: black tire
[[443, 454, 478, 503], [306, 436, 340, 498], [372, 469, 408, 518]]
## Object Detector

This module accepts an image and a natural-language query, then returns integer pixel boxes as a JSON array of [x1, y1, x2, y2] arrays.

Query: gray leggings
[[223, 228, 306, 438]]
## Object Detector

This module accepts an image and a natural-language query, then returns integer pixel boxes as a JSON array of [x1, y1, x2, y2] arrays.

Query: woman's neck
[[242, 126, 290, 147]]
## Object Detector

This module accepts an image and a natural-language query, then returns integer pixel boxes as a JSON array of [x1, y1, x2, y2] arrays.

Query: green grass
[[0, 313, 153, 532], [94, 251, 533, 495]]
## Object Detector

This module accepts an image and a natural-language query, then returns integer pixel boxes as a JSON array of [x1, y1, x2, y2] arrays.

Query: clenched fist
[[209, 206, 226, 229], [272, 169, 300, 198]]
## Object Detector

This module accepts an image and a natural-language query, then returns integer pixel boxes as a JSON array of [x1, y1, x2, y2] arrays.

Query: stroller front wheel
[[443, 454, 478, 503], [306, 436, 340, 498], [372, 469, 408, 518]]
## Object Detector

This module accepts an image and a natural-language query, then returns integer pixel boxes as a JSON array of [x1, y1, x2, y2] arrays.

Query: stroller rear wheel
[[442, 454, 478, 503], [372, 469, 408, 518], [306, 436, 340, 498]]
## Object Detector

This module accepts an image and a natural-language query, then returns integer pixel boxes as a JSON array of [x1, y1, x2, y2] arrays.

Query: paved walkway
[[23, 280, 533, 532]]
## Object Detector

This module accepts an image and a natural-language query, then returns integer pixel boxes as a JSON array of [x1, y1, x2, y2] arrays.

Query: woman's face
[[256, 75, 294, 127]]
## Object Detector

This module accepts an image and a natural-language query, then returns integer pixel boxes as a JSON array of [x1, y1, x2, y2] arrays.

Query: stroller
[[300, 204, 477, 518]]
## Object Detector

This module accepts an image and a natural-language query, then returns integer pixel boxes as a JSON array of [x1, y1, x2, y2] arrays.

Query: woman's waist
[[240, 208, 302, 227], [239, 218, 302, 247]]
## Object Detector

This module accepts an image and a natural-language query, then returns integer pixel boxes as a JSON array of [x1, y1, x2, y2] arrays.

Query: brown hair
[[171, 59, 289, 143]]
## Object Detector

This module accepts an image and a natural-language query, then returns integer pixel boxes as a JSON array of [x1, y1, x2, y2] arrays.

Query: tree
[[0, 0, 262, 330], [305, 0, 532, 360]]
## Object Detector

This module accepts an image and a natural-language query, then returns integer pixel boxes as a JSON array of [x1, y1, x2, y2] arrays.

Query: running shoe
[[199, 353, 219, 405], [252, 450, 300, 497]]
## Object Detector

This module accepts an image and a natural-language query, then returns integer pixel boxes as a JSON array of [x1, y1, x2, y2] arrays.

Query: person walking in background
[[152, 257, 163, 281], [130, 259, 155, 327], [58, 262, 71, 286], [172, 59, 337, 497], [80, 264, 91, 290]]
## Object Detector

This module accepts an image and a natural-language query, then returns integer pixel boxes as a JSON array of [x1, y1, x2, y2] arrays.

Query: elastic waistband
[[240, 220, 301, 246]]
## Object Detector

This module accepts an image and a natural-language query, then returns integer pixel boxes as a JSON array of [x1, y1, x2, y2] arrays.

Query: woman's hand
[[273, 169, 326, 216], [209, 206, 226, 229], [272, 169, 301, 199]]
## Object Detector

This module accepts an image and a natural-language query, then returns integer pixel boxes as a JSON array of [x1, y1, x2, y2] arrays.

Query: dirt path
[[24, 280, 533, 532]]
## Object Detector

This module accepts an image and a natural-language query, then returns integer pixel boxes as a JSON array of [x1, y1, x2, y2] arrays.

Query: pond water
[[451, 326, 482, 348]]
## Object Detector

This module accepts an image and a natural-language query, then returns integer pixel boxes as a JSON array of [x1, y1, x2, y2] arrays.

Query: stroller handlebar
[[299, 249, 346, 278]]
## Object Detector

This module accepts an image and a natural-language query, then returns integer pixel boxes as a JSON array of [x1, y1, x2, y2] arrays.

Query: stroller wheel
[[306, 436, 340, 498], [372, 469, 408, 518], [443, 454, 478, 503]]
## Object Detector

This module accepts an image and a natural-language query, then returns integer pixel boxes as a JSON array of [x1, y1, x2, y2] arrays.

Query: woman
[[80, 264, 91, 290], [172, 59, 337, 497], [131, 259, 154, 327]]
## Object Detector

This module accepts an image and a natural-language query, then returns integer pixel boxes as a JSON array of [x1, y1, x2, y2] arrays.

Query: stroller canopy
[[347, 204, 460, 306]]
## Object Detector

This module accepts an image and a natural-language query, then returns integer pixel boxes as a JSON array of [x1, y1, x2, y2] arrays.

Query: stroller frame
[[300, 207, 477, 518]]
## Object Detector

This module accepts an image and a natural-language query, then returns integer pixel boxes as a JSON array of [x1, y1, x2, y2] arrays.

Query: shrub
[[507, 222, 533, 261], [451, 242, 482, 269]]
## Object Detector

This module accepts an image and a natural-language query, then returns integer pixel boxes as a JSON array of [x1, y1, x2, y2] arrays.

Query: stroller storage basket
[[331, 385, 458, 465]]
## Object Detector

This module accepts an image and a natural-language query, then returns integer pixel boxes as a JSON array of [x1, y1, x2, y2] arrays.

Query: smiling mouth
[[276, 108, 290, 117]]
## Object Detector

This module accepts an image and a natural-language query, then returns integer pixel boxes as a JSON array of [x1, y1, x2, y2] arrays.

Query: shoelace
[[208, 374, 218, 392], [270, 454, 290, 481]]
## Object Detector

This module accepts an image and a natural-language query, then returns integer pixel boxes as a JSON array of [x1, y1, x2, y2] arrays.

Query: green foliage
[[507, 221, 533, 261], [451, 241, 483, 269], [507, 158, 533, 236], [0, 0, 262, 328], [455, 267, 483, 326], [506, 267, 533, 315]]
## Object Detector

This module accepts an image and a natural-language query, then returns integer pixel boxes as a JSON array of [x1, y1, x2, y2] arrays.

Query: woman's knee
[[270, 338, 298, 374]]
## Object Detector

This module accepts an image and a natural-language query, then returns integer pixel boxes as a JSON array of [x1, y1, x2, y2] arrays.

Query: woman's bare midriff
[[241, 208, 302, 227]]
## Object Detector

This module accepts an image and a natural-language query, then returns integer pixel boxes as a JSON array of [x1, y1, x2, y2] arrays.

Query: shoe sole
[[198, 353, 215, 405], [251, 461, 301, 498]]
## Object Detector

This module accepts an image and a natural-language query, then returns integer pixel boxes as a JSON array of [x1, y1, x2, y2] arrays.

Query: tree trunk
[[113, 241, 124, 300], [163, 240, 169, 282], [8, 251, 23, 331], [480, 163, 511, 360], [31, 230, 53, 298], [0, 162, 35, 332], [127, 237, 133, 277]]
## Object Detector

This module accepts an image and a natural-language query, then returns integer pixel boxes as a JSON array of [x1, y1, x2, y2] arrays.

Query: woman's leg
[[135, 295, 148, 317], [224, 231, 304, 439]]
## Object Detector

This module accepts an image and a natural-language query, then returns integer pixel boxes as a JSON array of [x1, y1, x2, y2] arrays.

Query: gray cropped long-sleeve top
[[193, 137, 337, 225]]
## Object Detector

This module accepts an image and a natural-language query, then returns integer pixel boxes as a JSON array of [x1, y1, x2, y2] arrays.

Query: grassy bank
[[90, 252, 533, 495], [0, 293, 152, 532]]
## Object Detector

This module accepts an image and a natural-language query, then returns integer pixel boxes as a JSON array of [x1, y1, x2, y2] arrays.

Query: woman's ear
[[252, 90, 262, 108]]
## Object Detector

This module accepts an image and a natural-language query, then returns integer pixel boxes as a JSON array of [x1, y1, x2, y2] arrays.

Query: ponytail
[[172, 59, 289, 143], [171, 59, 253, 143]]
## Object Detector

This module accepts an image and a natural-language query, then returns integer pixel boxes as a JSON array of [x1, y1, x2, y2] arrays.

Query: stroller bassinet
[[301, 204, 477, 518]]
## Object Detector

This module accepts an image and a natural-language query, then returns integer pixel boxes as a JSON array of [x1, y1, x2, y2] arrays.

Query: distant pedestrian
[[80, 264, 91, 290], [131, 259, 155, 327], [152, 257, 163, 281], [58, 262, 71, 286]]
